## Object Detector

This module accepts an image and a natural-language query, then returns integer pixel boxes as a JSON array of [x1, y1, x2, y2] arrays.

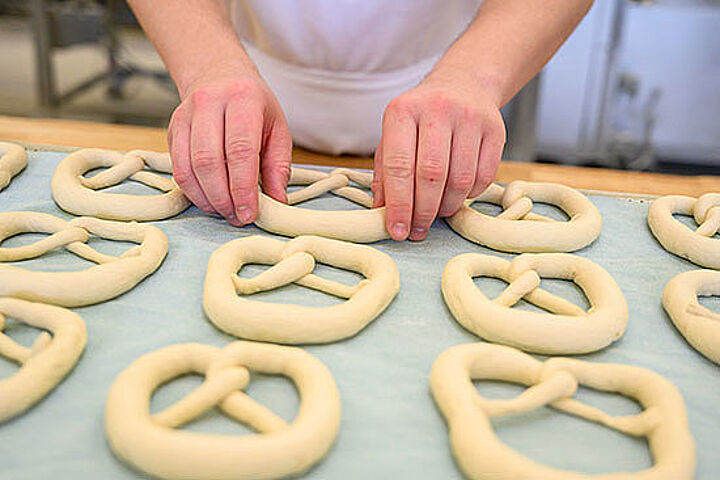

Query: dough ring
[[648, 193, 720, 269], [0, 142, 28, 192], [256, 167, 389, 243], [0, 212, 168, 306], [204, 235, 400, 344], [662, 269, 720, 364], [430, 342, 695, 480], [442, 253, 627, 354], [446, 182, 602, 252], [51, 148, 190, 221], [0, 297, 86, 423], [105, 341, 341, 480]]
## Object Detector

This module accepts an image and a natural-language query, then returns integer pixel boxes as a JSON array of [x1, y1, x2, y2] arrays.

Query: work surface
[[1, 149, 718, 479]]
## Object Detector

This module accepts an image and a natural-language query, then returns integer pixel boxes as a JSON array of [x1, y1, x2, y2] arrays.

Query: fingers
[[169, 105, 215, 213], [189, 90, 239, 225], [438, 123, 481, 218], [225, 94, 262, 224], [260, 117, 292, 204], [469, 122, 505, 198], [409, 119, 451, 241], [381, 101, 417, 241], [371, 142, 385, 208]]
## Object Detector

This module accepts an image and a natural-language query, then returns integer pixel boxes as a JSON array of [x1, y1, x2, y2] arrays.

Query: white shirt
[[229, 0, 481, 155]]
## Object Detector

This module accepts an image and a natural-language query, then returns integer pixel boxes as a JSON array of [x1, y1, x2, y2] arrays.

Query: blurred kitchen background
[[0, 0, 718, 174]]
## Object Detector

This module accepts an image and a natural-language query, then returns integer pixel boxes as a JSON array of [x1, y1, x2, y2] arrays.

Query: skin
[[128, 0, 593, 238]]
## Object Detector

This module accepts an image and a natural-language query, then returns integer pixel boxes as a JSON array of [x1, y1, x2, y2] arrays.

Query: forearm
[[127, 0, 255, 97], [430, 0, 594, 107]]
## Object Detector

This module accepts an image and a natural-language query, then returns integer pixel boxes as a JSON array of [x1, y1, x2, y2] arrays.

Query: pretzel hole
[[470, 201, 570, 221], [286, 183, 371, 211], [150, 373, 299, 434], [0, 317, 51, 375], [83, 167, 172, 196], [236, 262, 364, 306], [474, 276, 589, 314], [697, 295, 720, 314], [477, 380, 651, 474], [673, 213, 720, 239]]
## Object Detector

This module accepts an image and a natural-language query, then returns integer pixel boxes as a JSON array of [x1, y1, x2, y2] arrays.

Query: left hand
[[372, 69, 506, 241]]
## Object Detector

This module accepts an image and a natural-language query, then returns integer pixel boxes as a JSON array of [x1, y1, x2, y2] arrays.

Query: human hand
[[169, 63, 291, 226], [372, 69, 506, 241]]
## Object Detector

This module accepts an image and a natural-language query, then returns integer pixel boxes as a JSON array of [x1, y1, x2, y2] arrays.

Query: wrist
[[174, 43, 258, 98], [425, 53, 507, 109]]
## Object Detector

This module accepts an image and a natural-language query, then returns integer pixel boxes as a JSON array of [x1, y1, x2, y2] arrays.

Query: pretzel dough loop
[[442, 253, 628, 354], [256, 167, 388, 243], [51, 148, 190, 221], [204, 235, 399, 344], [0, 297, 87, 423], [446, 181, 602, 252], [105, 341, 341, 480], [0, 142, 28, 191], [430, 343, 695, 480], [648, 193, 720, 269], [0, 212, 168, 306]]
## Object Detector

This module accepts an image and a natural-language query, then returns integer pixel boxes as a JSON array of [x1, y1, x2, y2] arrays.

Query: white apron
[[229, 0, 481, 155]]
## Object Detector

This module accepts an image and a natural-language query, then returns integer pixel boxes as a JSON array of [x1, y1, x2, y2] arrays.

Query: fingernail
[[411, 227, 426, 237], [391, 222, 408, 239], [236, 206, 253, 224]]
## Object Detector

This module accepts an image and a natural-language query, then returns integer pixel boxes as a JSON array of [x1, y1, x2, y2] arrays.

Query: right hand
[[169, 64, 292, 226]]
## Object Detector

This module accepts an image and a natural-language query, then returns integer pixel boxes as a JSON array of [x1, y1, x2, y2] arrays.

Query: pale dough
[[255, 167, 389, 242], [442, 253, 628, 354], [51, 148, 190, 221], [430, 342, 695, 480], [662, 269, 720, 364], [0, 297, 87, 423], [648, 193, 720, 269], [446, 182, 602, 252], [0, 212, 168, 307], [105, 341, 341, 480], [0, 142, 28, 192], [203, 235, 400, 344]]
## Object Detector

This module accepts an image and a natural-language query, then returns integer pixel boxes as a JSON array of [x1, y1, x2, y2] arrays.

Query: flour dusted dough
[[663, 269, 720, 364], [0, 212, 168, 306], [0, 297, 86, 423], [446, 182, 602, 252], [442, 253, 627, 354], [51, 148, 190, 221], [204, 235, 399, 344], [105, 341, 341, 480], [256, 167, 389, 242], [430, 342, 695, 480], [648, 193, 720, 269], [0, 142, 27, 192]]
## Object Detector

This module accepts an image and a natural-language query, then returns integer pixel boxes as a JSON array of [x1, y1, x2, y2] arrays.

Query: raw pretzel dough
[[446, 182, 602, 252], [0, 297, 86, 423], [105, 341, 341, 480], [648, 193, 720, 269], [0, 212, 168, 307], [256, 167, 389, 243], [204, 235, 399, 344], [442, 253, 627, 354], [430, 342, 695, 480], [662, 269, 720, 364], [0, 142, 27, 191], [51, 148, 190, 221]]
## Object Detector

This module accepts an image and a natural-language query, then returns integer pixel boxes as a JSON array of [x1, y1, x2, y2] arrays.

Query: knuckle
[[417, 160, 445, 183], [428, 93, 455, 113], [413, 212, 436, 227], [384, 159, 414, 180], [172, 166, 193, 187], [226, 137, 258, 160], [448, 170, 476, 191], [190, 88, 215, 107], [191, 150, 222, 174]]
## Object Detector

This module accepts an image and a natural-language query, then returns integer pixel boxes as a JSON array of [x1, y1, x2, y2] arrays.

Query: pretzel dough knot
[[693, 193, 720, 237], [286, 167, 374, 208]]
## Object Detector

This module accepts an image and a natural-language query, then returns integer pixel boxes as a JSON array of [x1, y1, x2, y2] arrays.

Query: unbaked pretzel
[[51, 148, 190, 221], [648, 193, 720, 269], [0, 142, 27, 192], [0, 212, 168, 306], [256, 167, 389, 242], [105, 341, 341, 480], [0, 297, 86, 423], [204, 235, 399, 343], [663, 269, 720, 364], [430, 343, 695, 480], [442, 253, 627, 354], [446, 182, 602, 252]]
